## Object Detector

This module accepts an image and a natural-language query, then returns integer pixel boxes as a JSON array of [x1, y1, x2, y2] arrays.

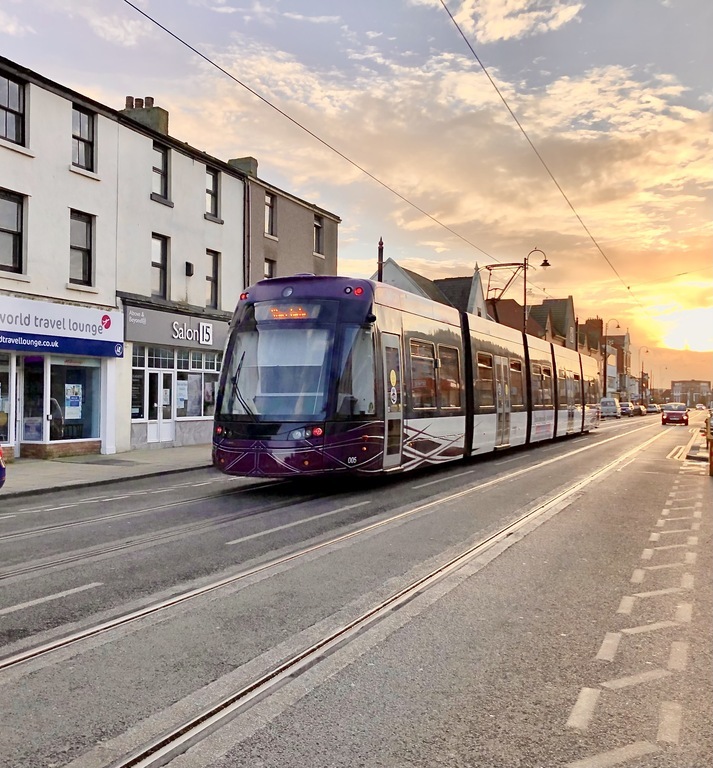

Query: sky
[[2, 0, 712, 386]]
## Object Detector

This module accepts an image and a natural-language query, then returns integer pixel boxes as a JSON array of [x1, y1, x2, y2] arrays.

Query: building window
[[313, 215, 323, 254], [72, 105, 94, 171], [265, 192, 276, 236], [69, 210, 93, 285], [152, 143, 169, 200], [206, 249, 220, 309], [0, 72, 24, 145], [205, 169, 219, 218], [0, 188, 23, 274], [151, 234, 168, 298], [264, 258, 276, 279]]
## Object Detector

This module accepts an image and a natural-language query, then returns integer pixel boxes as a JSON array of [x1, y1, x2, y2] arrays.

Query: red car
[[662, 402, 689, 426]]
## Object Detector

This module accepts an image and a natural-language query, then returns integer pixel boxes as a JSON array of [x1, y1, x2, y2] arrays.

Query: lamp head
[[540, 257, 551, 268]]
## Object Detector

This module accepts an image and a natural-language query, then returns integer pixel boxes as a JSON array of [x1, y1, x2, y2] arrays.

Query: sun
[[660, 307, 713, 352]]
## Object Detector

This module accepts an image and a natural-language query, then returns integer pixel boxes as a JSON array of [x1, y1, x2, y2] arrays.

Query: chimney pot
[[125, 96, 135, 109], [145, 96, 154, 108], [135, 97, 144, 109]]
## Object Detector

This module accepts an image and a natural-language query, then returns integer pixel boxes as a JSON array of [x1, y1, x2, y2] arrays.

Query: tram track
[[0, 425, 666, 679]]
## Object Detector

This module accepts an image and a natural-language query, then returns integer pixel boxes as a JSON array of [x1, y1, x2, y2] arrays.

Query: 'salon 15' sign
[[125, 306, 227, 350]]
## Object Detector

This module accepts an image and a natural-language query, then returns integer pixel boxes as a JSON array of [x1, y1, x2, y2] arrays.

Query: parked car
[[0, 445, 6, 489], [600, 397, 621, 418], [620, 401, 635, 417], [646, 404, 661, 414], [629, 404, 645, 416], [662, 402, 689, 426], [696, 403, 706, 410]]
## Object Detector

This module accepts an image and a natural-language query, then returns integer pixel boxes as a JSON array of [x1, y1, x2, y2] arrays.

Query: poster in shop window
[[65, 384, 82, 420]]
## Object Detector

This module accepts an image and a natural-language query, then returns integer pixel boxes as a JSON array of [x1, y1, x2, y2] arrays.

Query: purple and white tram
[[213, 274, 600, 478]]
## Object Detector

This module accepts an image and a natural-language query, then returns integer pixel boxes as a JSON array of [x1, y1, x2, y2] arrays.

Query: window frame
[[437, 344, 462, 410], [206, 248, 220, 309], [0, 188, 23, 274], [151, 234, 168, 299], [313, 214, 324, 255], [0, 71, 25, 146], [71, 104, 95, 172], [409, 339, 437, 411], [264, 192, 276, 236], [205, 168, 219, 218], [475, 351, 495, 410], [264, 258, 276, 279], [151, 142, 170, 201], [69, 209, 93, 286]]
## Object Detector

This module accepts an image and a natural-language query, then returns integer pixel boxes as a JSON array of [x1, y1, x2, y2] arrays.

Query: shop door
[[382, 334, 403, 469], [147, 371, 175, 443]]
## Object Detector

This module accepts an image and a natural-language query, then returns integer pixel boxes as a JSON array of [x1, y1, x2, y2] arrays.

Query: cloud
[[0, 9, 35, 36]]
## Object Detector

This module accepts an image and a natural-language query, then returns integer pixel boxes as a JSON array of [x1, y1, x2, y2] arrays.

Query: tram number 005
[[347, 456, 357, 465]]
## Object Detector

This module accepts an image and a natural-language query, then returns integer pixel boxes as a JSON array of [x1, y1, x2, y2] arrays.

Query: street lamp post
[[603, 318, 620, 398], [638, 346, 650, 404], [485, 248, 550, 333]]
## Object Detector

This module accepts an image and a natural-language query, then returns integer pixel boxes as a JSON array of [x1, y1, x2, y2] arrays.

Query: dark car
[[662, 402, 689, 426], [0, 445, 6, 489]]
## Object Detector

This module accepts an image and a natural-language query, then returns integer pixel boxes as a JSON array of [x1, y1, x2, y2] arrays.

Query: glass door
[[22, 357, 45, 442], [382, 334, 402, 469], [147, 370, 175, 443]]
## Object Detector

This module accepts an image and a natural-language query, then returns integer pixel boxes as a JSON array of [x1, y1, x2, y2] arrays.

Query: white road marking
[[680, 573, 694, 589], [633, 587, 682, 599], [225, 501, 372, 546], [658, 527, 695, 536], [685, 551, 697, 564], [687, 535, 699, 546], [0, 514, 16, 520], [648, 532, 660, 542], [668, 641, 688, 671], [657, 701, 683, 744], [644, 562, 683, 571], [565, 741, 658, 767], [0, 582, 103, 616], [630, 569, 645, 584], [675, 603, 693, 623], [493, 456, 520, 465], [653, 543, 688, 551], [640, 549, 654, 560], [616, 596, 635, 614], [601, 669, 671, 689], [596, 632, 622, 662], [566, 687, 601, 729], [622, 621, 678, 635]]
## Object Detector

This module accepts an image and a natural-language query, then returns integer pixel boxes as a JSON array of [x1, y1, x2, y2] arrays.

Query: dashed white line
[[675, 603, 693, 623], [648, 532, 660, 542], [616, 596, 635, 614], [633, 587, 682, 599], [601, 669, 671, 690], [412, 469, 474, 488], [565, 741, 658, 767], [596, 632, 622, 662], [680, 573, 694, 589], [566, 687, 601, 730], [657, 701, 683, 744], [640, 549, 654, 560], [685, 551, 697, 565], [630, 569, 645, 584], [644, 562, 683, 571], [0, 582, 103, 616], [622, 621, 678, 635], [668, 641, 688, 672]]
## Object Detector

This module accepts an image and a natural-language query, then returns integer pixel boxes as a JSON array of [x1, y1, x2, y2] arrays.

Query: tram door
[[382, 334, 403, 469], [494, 356, 511, 447], [147, 371, 175, 443]]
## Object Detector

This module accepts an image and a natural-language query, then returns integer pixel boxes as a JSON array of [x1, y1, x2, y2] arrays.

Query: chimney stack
[[125, 96, 134, 109], [120, 95, 169, 135]]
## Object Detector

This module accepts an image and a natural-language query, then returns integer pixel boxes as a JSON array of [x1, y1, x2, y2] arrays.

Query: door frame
[[382, 333, 403, 469]]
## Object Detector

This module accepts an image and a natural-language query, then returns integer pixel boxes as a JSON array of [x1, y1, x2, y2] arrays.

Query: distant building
[[671, 380, 711, 406]]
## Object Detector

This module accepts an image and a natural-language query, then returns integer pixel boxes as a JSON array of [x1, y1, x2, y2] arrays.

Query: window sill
[[0, 271, 31, 283], [150, 193, 175, 208], [312, 252, 326, 259], [264, 233, 279, 242], [69, 164, 100, 181], [204, 213, 224, 225], [66, 282, 99, 294], [0, 137, 35, 157]]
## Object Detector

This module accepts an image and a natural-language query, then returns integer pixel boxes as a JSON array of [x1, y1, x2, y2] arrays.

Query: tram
[[213, 274, 600, 478]]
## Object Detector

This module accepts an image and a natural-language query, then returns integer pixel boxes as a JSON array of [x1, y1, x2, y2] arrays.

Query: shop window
[[131, 370, 145, 419], [176, 350, 190, 370], [132, 344, 146, 367], [50, 359, 100, 440], [191, 351, 202, 369], [147, 346, 174, 369]]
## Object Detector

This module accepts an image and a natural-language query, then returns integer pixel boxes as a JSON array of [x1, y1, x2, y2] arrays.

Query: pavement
[[0, 443, 215, 500], [0, 426, 710, 502]]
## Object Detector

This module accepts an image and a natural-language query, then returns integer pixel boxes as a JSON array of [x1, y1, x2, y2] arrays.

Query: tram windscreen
[[220, 321, 333, 420]]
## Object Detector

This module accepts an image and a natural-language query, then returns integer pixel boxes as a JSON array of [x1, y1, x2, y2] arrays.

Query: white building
[[0, 56, 339, 460]]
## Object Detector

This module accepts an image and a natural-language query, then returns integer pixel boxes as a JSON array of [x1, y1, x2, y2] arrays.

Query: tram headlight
[[289, 428, 306, 440]]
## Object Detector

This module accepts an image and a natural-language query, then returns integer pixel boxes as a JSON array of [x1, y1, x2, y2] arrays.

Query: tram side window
[[336, 326, 376, 417], [531, 363, 542, 406], [438, 345, 461, 409], [475, 352, 495, 409], [558, 368, 568, 406], [574, 373, 583, 405], [509, 359, 525, 408], [410, 340, 437, 409], [541, 365, 553, 406]]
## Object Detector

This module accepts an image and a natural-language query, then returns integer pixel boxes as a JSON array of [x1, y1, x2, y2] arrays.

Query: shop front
[[123, 304, 229, 449], [0, 295, 124, 459]]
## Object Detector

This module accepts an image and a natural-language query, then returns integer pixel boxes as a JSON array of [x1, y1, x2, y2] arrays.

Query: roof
[[485, 299, 545, 337], [433, 277, 471, 312]]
